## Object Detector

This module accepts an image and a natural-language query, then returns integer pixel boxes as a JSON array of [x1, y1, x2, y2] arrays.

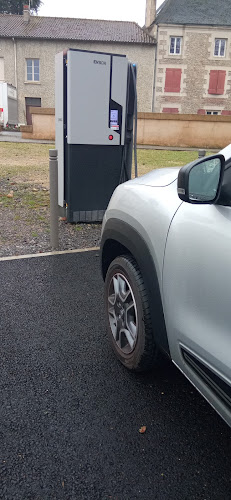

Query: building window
[[214, 39, 226, 57], [164, 68, 182, 92], [208, 70, 226, 95], [170, 37, 182, 55], [26, 59, 40, 82], [206, 111, 219, 115]]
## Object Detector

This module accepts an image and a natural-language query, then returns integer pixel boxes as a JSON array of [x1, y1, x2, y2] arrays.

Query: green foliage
[[0, 0, 42, 15]]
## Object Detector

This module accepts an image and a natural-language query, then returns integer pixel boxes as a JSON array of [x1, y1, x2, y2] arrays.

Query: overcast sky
[[38, 0, 164, 26]]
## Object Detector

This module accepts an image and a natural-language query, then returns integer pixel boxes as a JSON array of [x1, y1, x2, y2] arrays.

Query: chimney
[[145, 0, 156, 27], [23, 4, 30, 23]]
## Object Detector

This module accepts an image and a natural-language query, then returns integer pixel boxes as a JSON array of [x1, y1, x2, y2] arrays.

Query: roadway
[[1, 250, 231, 499]]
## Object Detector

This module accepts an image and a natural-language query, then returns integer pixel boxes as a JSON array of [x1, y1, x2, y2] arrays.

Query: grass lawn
[[0, 142, 53, 188], [136, 149, 199, 177], [0, 142, 212, 210], [0, 141, 202, 187]]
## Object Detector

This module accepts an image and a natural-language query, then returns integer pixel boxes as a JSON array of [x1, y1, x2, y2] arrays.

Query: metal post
[[198, 149, 206, 159], [49, 149, 59, 250]]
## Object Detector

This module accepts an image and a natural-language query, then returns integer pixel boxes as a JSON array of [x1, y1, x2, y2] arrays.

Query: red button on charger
[[109, 135, 113, 140]]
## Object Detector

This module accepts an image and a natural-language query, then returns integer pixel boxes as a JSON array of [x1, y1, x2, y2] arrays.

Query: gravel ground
[[0, 203, 101, 258], [0, 210, 101, 257], [0, 176, 101, 258]]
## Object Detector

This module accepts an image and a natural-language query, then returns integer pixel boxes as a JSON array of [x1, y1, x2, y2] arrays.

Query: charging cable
[[131, 63, 138, 178]]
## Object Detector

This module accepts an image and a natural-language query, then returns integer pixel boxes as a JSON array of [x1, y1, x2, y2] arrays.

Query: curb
[[0, 247, 100, 262]]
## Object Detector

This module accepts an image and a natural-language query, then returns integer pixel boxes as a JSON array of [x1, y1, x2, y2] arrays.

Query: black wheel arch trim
[[100, 218, 170, 357]]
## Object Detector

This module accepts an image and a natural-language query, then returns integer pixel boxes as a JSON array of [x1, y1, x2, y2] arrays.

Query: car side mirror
[[177, 154, 225, 204]]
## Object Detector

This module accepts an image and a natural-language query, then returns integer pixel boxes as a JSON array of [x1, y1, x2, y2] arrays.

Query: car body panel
[[130, 167, 180, 187], [104, 174, 182, 291], [162, 202, 231, 426]]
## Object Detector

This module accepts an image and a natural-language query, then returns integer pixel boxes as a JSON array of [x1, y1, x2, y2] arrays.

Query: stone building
[[1, 0, 230, 123], [0, 6, 155, 124], [145, 0, 231, 115]]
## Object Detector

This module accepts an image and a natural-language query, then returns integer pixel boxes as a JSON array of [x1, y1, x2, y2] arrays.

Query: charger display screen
[[110, 109, 119, 127]]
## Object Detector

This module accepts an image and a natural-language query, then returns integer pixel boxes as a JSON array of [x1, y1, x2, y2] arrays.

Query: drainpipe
[[152, 24, 159, 112], [12, 38, 17, 89]]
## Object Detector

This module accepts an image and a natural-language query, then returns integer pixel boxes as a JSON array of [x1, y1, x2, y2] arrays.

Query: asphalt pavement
[[1, 251, 231, 500], [0, 131, 53, 143]]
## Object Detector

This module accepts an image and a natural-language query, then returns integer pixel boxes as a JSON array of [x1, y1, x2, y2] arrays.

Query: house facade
[[0, 6, 155, 124], [146, 0, 231, 115], [1, 0, 230, 124]]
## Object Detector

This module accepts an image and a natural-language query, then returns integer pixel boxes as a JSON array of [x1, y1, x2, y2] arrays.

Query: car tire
[[104, 254, 158, 372]]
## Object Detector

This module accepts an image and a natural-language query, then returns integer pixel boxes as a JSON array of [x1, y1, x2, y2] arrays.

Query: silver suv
[[100, 145, 231, 427]]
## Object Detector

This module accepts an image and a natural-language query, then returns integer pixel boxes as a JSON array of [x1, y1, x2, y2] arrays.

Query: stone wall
[[21, 108, 231, 149], [137, 112, 231, 148], [21, 107, 55, 140]]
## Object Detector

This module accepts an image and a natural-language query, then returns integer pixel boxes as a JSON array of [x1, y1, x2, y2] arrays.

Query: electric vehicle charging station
[[55, 48, 137, 223]]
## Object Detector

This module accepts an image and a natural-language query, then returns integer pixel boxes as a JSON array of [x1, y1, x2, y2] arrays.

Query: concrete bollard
[[198, 149, 206, 159], [49, 149, 59, 250]]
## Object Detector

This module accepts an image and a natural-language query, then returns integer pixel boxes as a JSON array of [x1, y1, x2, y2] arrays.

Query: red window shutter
[[162, 108, 179, 113], [221, 110, 231, 115], [165, 69, 174, 92], [197, 109, 206, 115], [208, 70, 226, 94], [217, 70, 226, 94], [165, 68, 182, 92], [208, 70, 218, 94]]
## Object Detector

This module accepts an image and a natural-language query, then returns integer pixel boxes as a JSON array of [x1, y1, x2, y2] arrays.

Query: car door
[[162, 190, 231, 425]]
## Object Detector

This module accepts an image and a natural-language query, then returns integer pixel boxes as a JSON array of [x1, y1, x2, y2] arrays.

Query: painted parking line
[[0, 246, 100, 262]]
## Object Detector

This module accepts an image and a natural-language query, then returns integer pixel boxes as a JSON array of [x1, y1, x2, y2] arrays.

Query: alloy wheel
[[108, 272, 138, 354]]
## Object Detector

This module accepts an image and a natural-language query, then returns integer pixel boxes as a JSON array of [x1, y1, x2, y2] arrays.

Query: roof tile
[[0, 14, 155, 44], [155, 0, 231, 26]]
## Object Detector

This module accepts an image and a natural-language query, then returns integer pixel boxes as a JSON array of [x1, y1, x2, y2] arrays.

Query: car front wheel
[[104, 255, 158, 371]]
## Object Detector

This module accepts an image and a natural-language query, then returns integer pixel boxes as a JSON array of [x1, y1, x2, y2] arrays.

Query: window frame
[[169, 36, 182, 55], [206, 111, 219, 115], [214, 39, 226, 57], [26, 58, 40, 83]]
